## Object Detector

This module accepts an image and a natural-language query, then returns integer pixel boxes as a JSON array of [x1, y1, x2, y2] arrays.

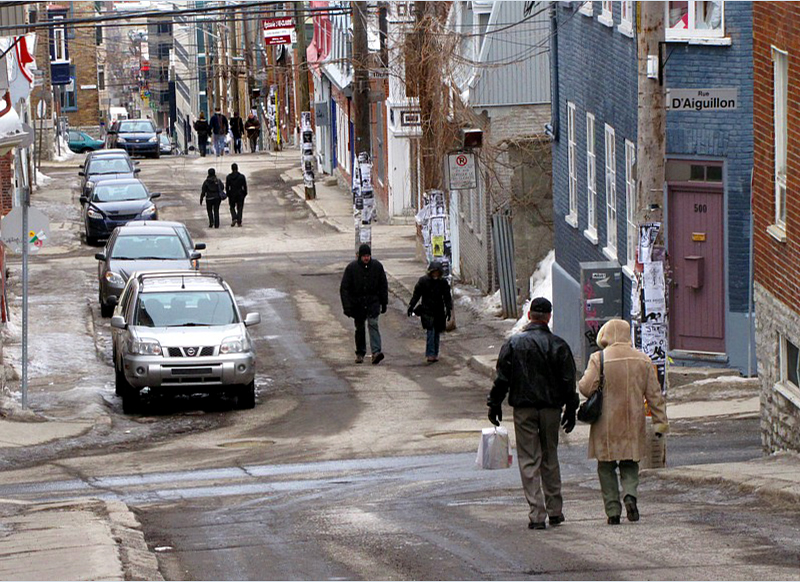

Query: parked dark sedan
[[79, 154, 140, 198], [95, 224, 201, 317], [81, 179, 160, 245], [106, 119, 161, 158]]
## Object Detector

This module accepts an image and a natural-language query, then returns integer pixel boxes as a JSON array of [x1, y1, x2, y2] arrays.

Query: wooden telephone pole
[[352, 0, 371, 157]]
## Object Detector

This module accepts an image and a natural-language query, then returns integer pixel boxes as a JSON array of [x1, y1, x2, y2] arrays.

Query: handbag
[[577, 350, 604, 424], [218, 179, 227, 201]]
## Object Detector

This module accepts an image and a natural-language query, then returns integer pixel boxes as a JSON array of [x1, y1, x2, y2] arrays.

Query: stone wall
[[755, 282, 800, 453]]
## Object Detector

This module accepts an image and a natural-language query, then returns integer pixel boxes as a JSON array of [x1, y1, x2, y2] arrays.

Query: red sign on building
[[262, 17, 294, 46]]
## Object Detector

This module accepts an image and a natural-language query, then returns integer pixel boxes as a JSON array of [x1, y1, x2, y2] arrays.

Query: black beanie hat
[[529, 297, 552, 314], [207, 168, 215, 176], [358, 244, 371, 257]]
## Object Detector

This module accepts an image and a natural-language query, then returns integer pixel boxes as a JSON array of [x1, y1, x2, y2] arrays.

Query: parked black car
[[81, 178, 160, 245], [106, 119, 162, 158]]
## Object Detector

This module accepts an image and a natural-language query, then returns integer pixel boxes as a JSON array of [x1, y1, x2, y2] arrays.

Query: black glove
[[381, 304, 387, 314], [446, 309, 452, 321], [488, 404, 502, 426], [561, 409, 576, 433], [407, 306, 414, 317]]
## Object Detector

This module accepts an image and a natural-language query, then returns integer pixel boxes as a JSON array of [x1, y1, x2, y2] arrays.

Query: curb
[[289, 184, 350, 234], [105, 499, 165, 581], [468, 355, 497, 380]]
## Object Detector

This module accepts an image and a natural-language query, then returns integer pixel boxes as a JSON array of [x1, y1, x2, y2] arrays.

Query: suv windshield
[[89, 157, 132, 175], [110, 234, 188, 260], [94, 183, 148, 202], [119, 121, 156, 133], [135, 291, 238, 327]]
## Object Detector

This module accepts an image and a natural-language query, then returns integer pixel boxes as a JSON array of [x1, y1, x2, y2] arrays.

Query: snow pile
[[36, 170, 53, 187], [53, 136, 77, 161], [510, 250, 555, 336], [480, 289, 503, 318]]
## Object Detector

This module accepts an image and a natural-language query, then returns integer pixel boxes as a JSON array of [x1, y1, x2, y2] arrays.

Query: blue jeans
[[426, 328, 440, 357], [213, 134, 226, 155], [355, 317, 381, 356]]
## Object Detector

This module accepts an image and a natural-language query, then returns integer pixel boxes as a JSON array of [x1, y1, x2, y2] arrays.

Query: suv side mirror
[[244, 312, 261, 327], [194, 242, 206, 250], [95, 252, 107, 261], [149, 192, 161, 199], [110, 315, 126, 329], [156, 129, 163, 134], [134, 168, 141, 174], [78, 171, 85, 177], [190, 251, 202, 261], [79, 195, 88, 205]]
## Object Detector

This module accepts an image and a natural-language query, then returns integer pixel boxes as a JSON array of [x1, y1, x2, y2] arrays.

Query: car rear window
[[94, 183, 148, 202], [110, 234, 188, 260], [135, 291, 238, 327], [119, 121, 156, 133]]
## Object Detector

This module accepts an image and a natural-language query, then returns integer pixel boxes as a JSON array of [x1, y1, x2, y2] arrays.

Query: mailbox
[[684, 256, 704, 289]]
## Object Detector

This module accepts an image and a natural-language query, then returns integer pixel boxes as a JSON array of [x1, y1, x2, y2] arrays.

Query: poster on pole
[[638, 222, 661, 264], [447, 152, 477, 190]]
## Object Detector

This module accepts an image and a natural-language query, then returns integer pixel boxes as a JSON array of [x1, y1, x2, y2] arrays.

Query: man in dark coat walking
[[210, 108, 228, 156], [225, 162, 247, 227], [245, 113, 260, 152], [193, 113, 209, 157], [200, 168, 224, 228], [407, 261, 452, 362], [487, 297, 579, 531], [340, 244, 388, 364], [230, 112, 245, 154]]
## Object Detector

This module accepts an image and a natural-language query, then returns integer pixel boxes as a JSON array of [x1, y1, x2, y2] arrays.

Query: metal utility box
[[580, 261, 623, 367]]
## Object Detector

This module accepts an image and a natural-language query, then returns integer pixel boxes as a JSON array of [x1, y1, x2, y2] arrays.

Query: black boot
[[624, 495, 639, 522], [607, 515, 621, 525]]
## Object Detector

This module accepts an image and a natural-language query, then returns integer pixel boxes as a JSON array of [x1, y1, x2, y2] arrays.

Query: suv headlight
[[148, 135, 158, 143], [220, 336, 249, 354], [141, 204, 156, 217], [130, 338, 162, 356], [86, 206, 103, 219], [104, 271, 125, 286], [117, 136, 127, 143]]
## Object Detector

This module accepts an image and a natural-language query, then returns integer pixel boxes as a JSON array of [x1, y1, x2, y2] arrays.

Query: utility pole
[[414, 0, 442, 191], [635, 1, 667, 469], [295, 2, 316, 199], [352, 0, 370, 158]]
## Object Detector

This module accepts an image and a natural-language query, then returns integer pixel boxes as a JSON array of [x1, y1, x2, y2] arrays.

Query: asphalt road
[[4, 154, 797, 581]]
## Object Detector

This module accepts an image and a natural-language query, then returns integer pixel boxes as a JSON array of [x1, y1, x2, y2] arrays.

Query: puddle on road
[[217, 439, 275, 449], [424, 430, 481, 440]]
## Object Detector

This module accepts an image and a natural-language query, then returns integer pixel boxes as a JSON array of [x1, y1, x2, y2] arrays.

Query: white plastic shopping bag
[[475, 426, 512, 469]]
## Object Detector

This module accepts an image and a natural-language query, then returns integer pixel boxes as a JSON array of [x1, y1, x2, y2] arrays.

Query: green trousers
[[597, 460, 639, 517]]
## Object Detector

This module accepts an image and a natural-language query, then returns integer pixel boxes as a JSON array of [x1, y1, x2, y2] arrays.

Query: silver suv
[[110, 271, 260, 413]]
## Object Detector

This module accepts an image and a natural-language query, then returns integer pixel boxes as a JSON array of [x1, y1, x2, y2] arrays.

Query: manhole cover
[[424, 430, 480, 440], [217, 439, 275, 449]]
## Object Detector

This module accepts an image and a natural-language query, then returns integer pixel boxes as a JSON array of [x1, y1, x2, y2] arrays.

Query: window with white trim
[[599, 0, 613, 26], [604, 124, 617, 256], [666, 1, 724, 40], [625, 140, 637, 270], [780, 334, 799, 389], [619, 1, 633, 34], [579, 1, 593, 16], [773, 47, 788, 232], [53, 17, 67, 62], [566, 102, 578, 226], [586, 112, 597, 239]]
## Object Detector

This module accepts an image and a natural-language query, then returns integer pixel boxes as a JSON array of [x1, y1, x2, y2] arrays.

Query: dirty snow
[[53, 136, 77, 161], [511, 250, 555, 335], [693, 375, 754, 386], [35, 170, 53, 187]]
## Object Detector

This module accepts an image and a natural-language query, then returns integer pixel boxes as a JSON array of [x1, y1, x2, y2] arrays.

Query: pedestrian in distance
[[407, 261, 452, 363], [200, 168, 225, 228], [487, 297, 579, 531], [193, 113, 209, 157], [578, 318, 668, 525], [340, 244, 388, 365], [225, 162, 247, 227], [230, 111, 245, 154], [210, 108, 229, 157], [245, 112, 261, 153]]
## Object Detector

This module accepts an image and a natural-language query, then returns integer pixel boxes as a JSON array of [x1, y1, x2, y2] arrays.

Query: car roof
[[132, 220, 187, 230], [88, 149, 129, 157], [116, 224, 179, 236], [137, 272, 226, 293]]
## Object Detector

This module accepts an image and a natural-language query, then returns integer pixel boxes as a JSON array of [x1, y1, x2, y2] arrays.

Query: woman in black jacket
[[407, 261, 453, 362], [200, 168, 224, 228]]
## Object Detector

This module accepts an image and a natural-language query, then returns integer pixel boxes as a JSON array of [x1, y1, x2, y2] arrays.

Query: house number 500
[[694, 203, 708, 213]]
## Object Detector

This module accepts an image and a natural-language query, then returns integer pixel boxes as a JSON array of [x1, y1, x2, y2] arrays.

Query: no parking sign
[[447, 152, 477, 190]]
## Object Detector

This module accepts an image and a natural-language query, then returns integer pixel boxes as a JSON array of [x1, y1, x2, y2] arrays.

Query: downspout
[[545, 2, 559, 141], [748, 168, 754, 377]]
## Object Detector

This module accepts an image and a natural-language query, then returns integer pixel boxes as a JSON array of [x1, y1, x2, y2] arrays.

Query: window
[[773, 47, 788, 233], [625, 140, 637, 270], [666, 1, 724, 40], [95, 24, 103, 46], [619, 1, 633, 35], [59, 66, 77, 111], [579, 1, 593, 16], [604, 124, 617, 257], [599, 0, 614, 26], [53, 18, 67, 62], [158, 43, 171, 59], [780, 334, 800, 389], [97, 64, 105, 90], [585, 112, 597, 241], [566, 101, 578, 227]]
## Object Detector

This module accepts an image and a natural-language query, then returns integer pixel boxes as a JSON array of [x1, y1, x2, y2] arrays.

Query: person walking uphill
[[407, 261, 452, 363], [245, 113, 260, 153], [193, 113, 210, 157], [578, 318, 668, 525], [487, 297, 579, 531], [225, 163, 247, 227], [230, 112, 245, 154], [210, 108, 228, 156], [340, 244, 388, 365], [200, 168, 225, 228]]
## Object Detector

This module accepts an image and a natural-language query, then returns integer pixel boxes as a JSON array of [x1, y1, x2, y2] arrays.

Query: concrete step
[[669, 366, 742, 389]]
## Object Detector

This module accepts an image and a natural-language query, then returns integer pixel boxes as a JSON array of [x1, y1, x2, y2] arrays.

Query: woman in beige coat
[[578, 319, 669, 525]]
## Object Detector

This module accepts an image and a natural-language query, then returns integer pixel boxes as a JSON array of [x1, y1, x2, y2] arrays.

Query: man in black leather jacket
[[487, 297, 578, 531]]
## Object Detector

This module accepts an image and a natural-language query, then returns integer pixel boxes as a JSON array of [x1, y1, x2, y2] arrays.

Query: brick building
[[56, 2, 102, 130], [551, 1, 754, 372], [753, 2, 800, 453]]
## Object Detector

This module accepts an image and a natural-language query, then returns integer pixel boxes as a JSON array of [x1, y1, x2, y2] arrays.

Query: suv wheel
[[122, 388, 140, 414], [236, 381, 255, 410], [100, 301, 114, 318]]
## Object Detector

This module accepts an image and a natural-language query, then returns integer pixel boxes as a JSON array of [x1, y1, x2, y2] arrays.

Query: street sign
[[447, 152, 477, 190], [1, 206, 50, 254], [666, 88, 738, 111], [262, 17, 295, 46]]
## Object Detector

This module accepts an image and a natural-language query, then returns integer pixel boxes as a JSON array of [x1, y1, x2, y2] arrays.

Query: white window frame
[[566, 102, 578, 227], [599, 0, 614, 27], [772, 46, 788, 241], [619, 1, 634, 36], [584, 112, 598, 243], [780, 333, 800, 390], [625, 140, 637, 271], [53, 17, 68, 63], [604, 124, 617, 260], [579, 1, 593, 16], [666, 0, 726, 42]]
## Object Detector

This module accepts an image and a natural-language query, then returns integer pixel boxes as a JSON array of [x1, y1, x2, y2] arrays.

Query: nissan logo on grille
[[186, 347, 196, 356]]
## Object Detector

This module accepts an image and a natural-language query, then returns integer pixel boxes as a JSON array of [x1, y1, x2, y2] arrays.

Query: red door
[[668, 186, 725, 353]]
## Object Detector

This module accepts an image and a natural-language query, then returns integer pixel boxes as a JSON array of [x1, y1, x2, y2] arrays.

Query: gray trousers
[[597, 460, 639, 517], [513, 406, 563, 523], [354, 316, 381, 356]]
